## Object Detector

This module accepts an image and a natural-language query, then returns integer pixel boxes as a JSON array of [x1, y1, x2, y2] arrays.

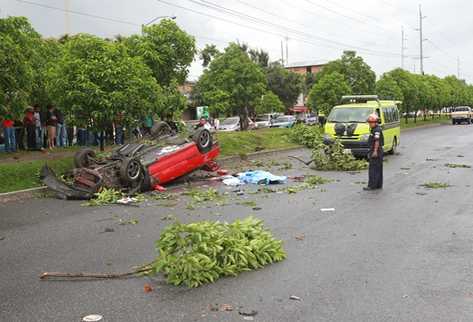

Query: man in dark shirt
[[364, 113, 384, 191]]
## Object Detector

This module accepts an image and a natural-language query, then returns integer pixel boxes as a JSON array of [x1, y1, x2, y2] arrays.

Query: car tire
[[452, 119, 456, 125], [389, 137, 398, 155], [192, 128, 213, 153], [149, 121, 175, 139], [74, 148, 96, 168], [120, 158, 143, 185]]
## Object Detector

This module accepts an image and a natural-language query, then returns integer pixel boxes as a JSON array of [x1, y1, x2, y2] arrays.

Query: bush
[[289, 124, 322, 148], [148, 217, 286, 288], [290, 125, 367, 171], [311, 139, 367, 171]]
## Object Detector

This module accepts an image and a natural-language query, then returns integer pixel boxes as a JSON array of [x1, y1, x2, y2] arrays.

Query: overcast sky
[[2, 0, 472, 83]]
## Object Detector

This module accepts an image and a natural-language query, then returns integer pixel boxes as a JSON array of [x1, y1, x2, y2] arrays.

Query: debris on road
[[320, 208, 335, 212], [149, 217, 286, 288], [289, 295, 302, 301], [82, 314, 103, 322], [238, 200, 257, 207], [445, 163, 471, 168], [238, 309, 258, 317], [143, 284, 153, 293], [118, 218, 139, 225], [252, 207, 262, 211], [237, 170, 287, 185], [222, 176, 242, 186], [220, 304, 234, 312], [102, 227, 115, 233], [295, 234, 305, 241], [421, 182, 451, 189], [426, 158, 438, 161]]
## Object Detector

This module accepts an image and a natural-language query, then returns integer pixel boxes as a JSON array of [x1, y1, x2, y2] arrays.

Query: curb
[[218, 146, 303, 166], [0, 146, 304, 203], [0, 186, 48, 203], [401, 122, 449, 132]]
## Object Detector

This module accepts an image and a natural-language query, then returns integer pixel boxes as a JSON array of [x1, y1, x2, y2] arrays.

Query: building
[[285, 61, 326, 114], [285, 60, 326, 75], [178, 81, 196, 120]]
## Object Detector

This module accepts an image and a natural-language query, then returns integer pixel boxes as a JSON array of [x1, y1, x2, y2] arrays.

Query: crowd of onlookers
[[1, 105, 68, 153]]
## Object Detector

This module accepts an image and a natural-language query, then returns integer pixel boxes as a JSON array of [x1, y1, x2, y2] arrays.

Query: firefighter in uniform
[[364, 113, 384, 191]]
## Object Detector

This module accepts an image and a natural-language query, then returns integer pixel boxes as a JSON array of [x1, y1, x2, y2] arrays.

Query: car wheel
[[120, 158, 142, 185], [149, 122, 175, 139], [74, 148, 96, 168], [452, 119, 456, 125], [389, 137, 398, 155], [192, 128, 213, 153]]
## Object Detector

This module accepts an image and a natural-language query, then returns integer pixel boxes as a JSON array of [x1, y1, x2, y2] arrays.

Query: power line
[[234, 0, 393, 47], [180, 0, 404, 57], [16, 0, 139, 27]]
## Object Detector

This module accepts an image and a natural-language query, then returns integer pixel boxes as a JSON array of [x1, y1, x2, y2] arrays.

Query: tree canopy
[[255, 91, 285, 115], [48, 34, 162, 133], [195, 43, 267, 129], [266, 62, 304, 109], [125, 19, 196, 87], [307, 72, 351, 114], [315, 51, 376, 95]]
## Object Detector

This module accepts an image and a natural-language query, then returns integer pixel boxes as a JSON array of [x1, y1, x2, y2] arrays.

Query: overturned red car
[[41, 124, 220, 200]]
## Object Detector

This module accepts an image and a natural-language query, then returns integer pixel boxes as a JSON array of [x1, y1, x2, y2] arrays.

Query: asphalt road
[[2, 124, 473, 322]]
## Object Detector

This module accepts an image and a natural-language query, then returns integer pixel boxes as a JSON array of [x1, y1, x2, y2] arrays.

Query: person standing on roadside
[[55, 107, 66, 147], [23, 107, 36, 150], [2, 113, 16, 153], [33, 105, 44, 150], [46, 104, 57, 150], [364, 113, 384, 191], [213, 117, 220, 131]]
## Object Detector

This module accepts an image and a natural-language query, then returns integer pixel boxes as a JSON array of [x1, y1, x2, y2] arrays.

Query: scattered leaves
[[146, 217, 286, 288], [421, 182, 451, 189], [445, 163, 471, 169]]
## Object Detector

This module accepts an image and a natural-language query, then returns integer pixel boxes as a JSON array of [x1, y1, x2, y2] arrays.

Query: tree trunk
[[99, 131, 105, 152], [240, 106, 249, 131]]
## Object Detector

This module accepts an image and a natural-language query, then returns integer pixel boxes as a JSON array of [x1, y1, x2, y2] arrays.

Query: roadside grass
[[0, 128, 299, 194], [217, 128, 299, 157], [401, 116, 450, 129], [0, 157, 73, 193]]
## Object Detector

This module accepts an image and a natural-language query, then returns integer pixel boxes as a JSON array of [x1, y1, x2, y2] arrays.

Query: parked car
[[41, 123, 220, 200], [255, 114, 275, 129], [305, 113, 318, 125], [219, 117, 256, 131], [270, 115, 296, 128], [452, 106, 472, 124]]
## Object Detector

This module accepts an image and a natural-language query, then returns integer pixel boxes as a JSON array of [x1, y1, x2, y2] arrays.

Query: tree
[[196, 43, 267, 129], [199, 44, 220, 67], [376, 74, 403, 101], [316, 51, 376, 94], [255, 91, 285, 115], [266, 62, 304, 109], [0, 17, 40, 115], [248, 48, 269, 69], [49, 34, 162, 150], [125, 19, 196, 86], [307, 72, 351, 114]]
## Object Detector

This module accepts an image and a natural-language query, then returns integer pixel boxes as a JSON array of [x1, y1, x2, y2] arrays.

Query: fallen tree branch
[[40, 267, 150, 280], [288, 156, 314, 166]]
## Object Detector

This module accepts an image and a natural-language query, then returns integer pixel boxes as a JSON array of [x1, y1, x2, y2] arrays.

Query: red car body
[[148, 142, 220, 186], [41, 128, 220, 200]]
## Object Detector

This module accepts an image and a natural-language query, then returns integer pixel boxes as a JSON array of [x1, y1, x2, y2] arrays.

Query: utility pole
[[281, 40, 285, 66], [401, 26, 407, 69], [457, 57, 461, 79], [417, 4, 427, 75], [64, 0, 71, 34], [285, 36, 289, 65]]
